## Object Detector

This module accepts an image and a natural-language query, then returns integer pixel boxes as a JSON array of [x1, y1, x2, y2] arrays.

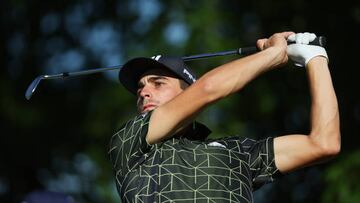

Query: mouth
[[142, 104, 157, 112]]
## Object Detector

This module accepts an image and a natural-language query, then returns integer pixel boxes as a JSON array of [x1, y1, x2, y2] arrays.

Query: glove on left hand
[[287, 32, 328, 67]]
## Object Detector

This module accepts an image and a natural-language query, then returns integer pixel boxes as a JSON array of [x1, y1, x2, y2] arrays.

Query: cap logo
[[151, 55, 162, 61], [183, 68, 196, 82]]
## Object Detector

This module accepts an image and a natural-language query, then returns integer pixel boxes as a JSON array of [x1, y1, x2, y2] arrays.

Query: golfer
[[109, 32, 340, 202]]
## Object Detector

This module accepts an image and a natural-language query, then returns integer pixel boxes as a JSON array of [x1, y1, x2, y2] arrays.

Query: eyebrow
[[149, 76, 169, 81]]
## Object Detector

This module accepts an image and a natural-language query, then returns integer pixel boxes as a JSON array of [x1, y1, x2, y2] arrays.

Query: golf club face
[[25, 76, 44, 100]]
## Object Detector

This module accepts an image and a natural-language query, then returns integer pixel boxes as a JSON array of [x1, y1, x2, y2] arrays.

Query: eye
[[154, 81, 165, 88]]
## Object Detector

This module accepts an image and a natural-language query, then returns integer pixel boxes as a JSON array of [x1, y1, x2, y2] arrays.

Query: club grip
[[238, 36, 326, 55], [314, 36, 326, 47]]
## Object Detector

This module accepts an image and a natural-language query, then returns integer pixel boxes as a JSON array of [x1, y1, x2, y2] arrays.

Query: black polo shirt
[[109, 112, 281, 203]]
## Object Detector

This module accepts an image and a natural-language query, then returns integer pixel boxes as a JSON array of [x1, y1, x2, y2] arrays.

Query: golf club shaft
[[25, 36, 326, 100], [183, 36, 326, 61]]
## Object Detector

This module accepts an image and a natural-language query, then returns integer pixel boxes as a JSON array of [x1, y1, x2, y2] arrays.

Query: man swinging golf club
[[108, 32, 341, 203]]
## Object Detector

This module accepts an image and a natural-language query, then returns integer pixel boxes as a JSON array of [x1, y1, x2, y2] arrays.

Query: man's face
[[137, 68, 186, 113]]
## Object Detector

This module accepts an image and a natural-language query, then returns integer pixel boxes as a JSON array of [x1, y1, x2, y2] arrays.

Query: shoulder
[[108, 111, 154, 165], [109, 111, 152, 146], [117, 111, 152, 132]]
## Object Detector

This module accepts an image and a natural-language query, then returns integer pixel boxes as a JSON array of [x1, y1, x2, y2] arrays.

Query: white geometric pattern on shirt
[[109, 113, 278, 203]]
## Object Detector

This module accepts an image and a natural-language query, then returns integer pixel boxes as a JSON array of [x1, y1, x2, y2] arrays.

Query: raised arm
[[274, 34, 341, 173], [146, 32, 294, 144]]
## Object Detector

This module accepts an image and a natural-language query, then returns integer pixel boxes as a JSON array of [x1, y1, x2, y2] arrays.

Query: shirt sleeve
[[108, 111, 152, 176], [240, 137, 282, 190]]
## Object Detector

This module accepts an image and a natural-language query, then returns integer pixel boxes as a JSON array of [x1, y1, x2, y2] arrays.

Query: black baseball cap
[[119, 55, 197, 94]]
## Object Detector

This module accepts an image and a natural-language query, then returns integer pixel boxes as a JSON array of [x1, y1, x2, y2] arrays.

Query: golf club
[[25, 36, 326, 100]]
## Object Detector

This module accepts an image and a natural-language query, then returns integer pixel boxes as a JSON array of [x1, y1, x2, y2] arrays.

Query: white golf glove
[[287, 32, 328, 67]]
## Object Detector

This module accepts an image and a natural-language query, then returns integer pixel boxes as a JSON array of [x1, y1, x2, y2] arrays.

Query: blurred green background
[[1, 0, 359, 202]]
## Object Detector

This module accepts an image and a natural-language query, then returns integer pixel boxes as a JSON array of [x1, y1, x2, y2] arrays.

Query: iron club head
[[25, 75, 44, 100]]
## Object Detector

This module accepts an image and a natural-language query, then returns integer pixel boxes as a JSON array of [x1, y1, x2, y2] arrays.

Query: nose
[[138, 85, 152, 99]]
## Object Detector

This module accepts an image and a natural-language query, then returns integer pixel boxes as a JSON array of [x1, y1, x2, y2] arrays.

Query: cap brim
[[119, 57, 169, 94]]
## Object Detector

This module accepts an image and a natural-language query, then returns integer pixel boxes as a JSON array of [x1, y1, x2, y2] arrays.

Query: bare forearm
[[274, 57, 341, 173], [307, 57, 341, 154], [200, 47, 284, 102]]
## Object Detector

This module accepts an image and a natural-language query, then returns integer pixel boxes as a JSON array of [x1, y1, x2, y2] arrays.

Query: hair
[[179, 79, 189, 90]]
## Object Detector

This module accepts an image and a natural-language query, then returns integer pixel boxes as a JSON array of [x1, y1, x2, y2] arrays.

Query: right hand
[[256, 31, 295, 67]]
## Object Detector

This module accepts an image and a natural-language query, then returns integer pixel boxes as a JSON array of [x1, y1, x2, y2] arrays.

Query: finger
[[295, 33, 304, 44], [257, 38, 267, 50], [281, 31, 296, 39], [288, 33, 296, 42], [309, 33, 316, 42], [303, 33, 310, 44]]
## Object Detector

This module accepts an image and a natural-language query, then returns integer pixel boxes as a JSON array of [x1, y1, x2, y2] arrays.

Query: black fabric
[[108, 112, 282, 203]]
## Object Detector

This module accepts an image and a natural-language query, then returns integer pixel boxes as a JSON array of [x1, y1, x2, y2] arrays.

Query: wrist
[[306, 56, 328, 69], [263, 46, 287, 68]]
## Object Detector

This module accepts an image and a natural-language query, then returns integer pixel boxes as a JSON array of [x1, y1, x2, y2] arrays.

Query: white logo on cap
[[183, 69, 196, 82], [151, 55, 162, 61]]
